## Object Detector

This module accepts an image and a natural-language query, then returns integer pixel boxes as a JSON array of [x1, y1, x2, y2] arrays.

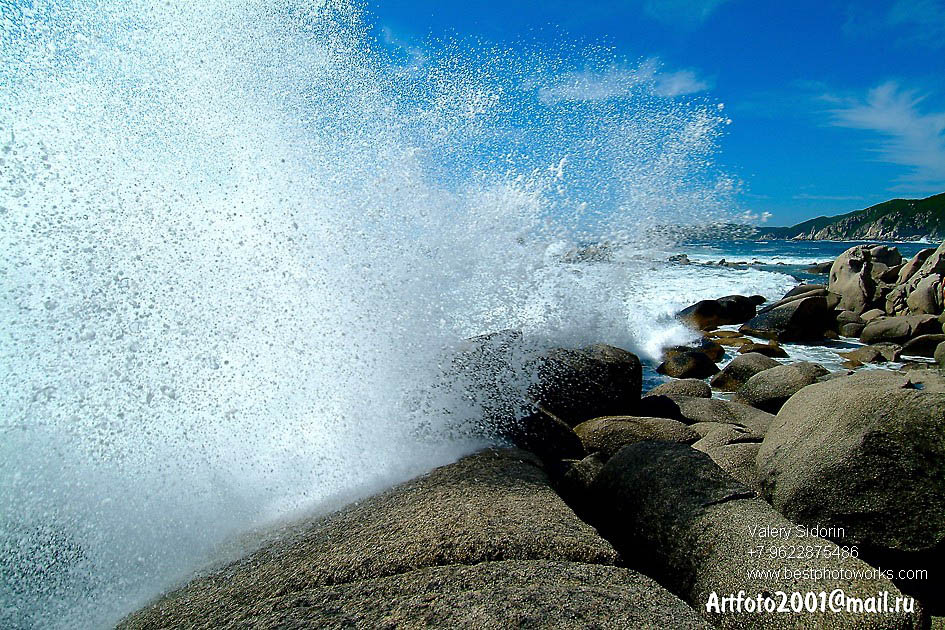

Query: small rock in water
[[739, 296, 831, 342], [657, 351, 720, 379], [902, 334, 945, 358], [736, 342, 788, 358], [804, 261, 833, 274]]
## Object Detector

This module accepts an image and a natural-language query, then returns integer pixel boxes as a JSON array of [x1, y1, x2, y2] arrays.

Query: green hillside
[[761, 192, 945, 241]]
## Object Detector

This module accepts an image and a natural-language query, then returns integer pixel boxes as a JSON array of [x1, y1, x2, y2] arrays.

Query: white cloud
[[827, 81, 945, 191], [642, 0, 733, 26], [537, 58, 710, 104]]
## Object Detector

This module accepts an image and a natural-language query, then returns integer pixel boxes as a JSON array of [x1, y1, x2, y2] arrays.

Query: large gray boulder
[[573, 416, 699, 457], [738, 296, 831, 341], [710, 352, 780, 391], [898, 247, 937, 284], [860, 314, 940, 345], [121, 449, 708, 628], [591, 441, 923, 629], [828, 245, 901, 314], [757, 371, 945, 611], [906, 273, 944, 315], [732, 362, 829, 413], [757, 371, 945, 555], [937, 341, 945, 368]]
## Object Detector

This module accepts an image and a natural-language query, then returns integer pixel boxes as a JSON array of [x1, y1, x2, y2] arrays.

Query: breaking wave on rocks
[[0, 1, 788, 626]]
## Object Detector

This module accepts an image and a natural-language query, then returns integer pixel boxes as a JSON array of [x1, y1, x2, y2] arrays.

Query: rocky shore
[[119, 242, 945, 629]]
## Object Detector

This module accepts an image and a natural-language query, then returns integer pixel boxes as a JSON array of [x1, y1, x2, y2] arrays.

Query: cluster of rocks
[[119, 242, 945, 629], [665, 242, 945, 374], [827, 243, 945, 366]]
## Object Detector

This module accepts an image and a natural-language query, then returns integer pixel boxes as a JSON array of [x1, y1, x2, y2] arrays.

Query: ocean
[[0, 1, 936, 627]]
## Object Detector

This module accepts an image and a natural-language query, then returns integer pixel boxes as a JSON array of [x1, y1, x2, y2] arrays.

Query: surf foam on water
[[0, 1, 777, 627]]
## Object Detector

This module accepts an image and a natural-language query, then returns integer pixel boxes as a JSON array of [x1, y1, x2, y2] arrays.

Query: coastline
[[119, 239, 945, 629]]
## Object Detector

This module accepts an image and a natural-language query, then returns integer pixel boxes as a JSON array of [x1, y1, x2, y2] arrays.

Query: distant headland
[[683, 192, 945, 243]]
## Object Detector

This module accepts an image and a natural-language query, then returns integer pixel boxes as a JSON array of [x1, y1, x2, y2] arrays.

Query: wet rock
[[732, 362, 829, 414], [710, 352, 780, 391], [646, 378, 711, 398], [534, 344, 642, 427], [557, 453, 608, 513], [663, 338, 724, 363], [572, 416, 699, 457], [736, 342, 788, 358], [657, 351, 720, 379], [504, 410, 585, 467], [784, 283, 825, 298], [738, 296, 831, 342], [860, 314, 940, 345], [706, 330, 742, 339], [759, 287, 827, 313], [902, 334, 945, 358], [591, 441, 921, 630], [715, 336, 750, 348], [676, 295, 758, 330]]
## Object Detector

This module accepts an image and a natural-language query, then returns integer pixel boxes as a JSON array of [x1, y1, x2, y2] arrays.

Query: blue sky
[[366, 0, 945, 226]]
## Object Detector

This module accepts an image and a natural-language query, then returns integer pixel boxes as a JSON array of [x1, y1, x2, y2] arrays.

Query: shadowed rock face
[[590, 441, 924, 630], [118, 449, 705, 629], [738, 296, 831, 342], [533, 344, 643, 427]]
